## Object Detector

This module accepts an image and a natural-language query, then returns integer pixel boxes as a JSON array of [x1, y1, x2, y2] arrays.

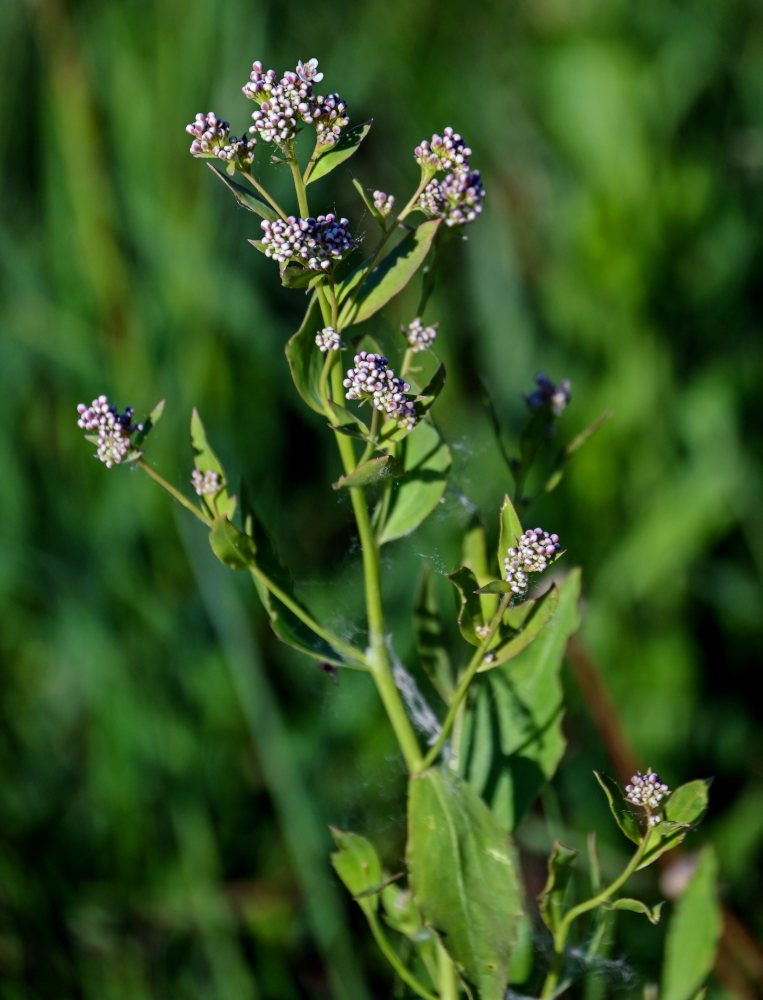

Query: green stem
[[436, 940, 459, 1000], [421, 594, 511, 770], [241, 170, 288, 220], [246, 566, 365, 668], [290, 157, 310, 218], [329, 363, 423, 774], [539, 833, 653, 997], [366, 911, 439, 1000], [138, 459, 211, 525]]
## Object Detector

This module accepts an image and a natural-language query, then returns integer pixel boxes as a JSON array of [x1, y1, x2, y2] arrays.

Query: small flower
[[312, 92, 350, 146], [625, 768, 670, 824], [404, 317, 438, 352], [343, 351, 417, 429], [315, 326, 342, 352], [525, 373, 572, 417], [259, 214, 355, 272], [191, 468, 223, 496], [503, 527, 562, 596], [418, 168, 485, 227], [186, 112, 257, 170], [296, 57, 323, 84], [414, 127, 472, 172], [373, 190, 395, 216], [77, 395, 142, 468]]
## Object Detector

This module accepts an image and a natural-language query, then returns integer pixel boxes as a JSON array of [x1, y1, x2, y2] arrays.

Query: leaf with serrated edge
[[338, 219, 440, 327], [306, 121, 372, 185], [407, 769, 522, 1000]]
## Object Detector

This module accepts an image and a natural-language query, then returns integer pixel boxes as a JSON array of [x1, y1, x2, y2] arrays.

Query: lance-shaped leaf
[[376, 419, 451, 544], [209, 517, 258, 569], [407, 768, 522, 1000], [538, 841, 579, 934], [333, 454, 402, 489], [414, 363, 446, 416], [306, 121, 372, 185], [497, 494, 523, 576], [462, 516, 498, 623], [191, 408, 237, 519], [594, 771, 642, 845], [610, 898, 664, 925], [329, 828, 383, 918], [338, 219, 440, 327], [639, 779, 712, 869], [446, 565, 484, 646], [132, 399, 165, 449], [207, 163, 279, 220], [660, 846, 721, 1000], [285, 294, 328, 415], [477, 586, 560, 672], [461, 569, 581, 832], [280, 264, 315, 289], [414, 565, 453, 702], [541, 410, 611, 496]]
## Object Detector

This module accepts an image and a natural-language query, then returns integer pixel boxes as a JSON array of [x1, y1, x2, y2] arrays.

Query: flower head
[[259, 214, 355, 272], [525, 373, 572, 417], [413, 127, 484, 228], [414, 128, 472, 172], [186, 112, 257, 171], [243, 59, 348, 148], [343, 351, 417, 429], [404, 317, 438, 352], [77, 395, 142, 468], [625, 768, 670, 825], [504, 528, 562, 596], [315, 326, 342, 352], [373, 190, 395, 217], [192, 468, 223, 496]]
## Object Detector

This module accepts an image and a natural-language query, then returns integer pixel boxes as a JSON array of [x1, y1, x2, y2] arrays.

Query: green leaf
[[338, 219, 441, 327], [461, 570, 581, 831], [414, 565, 453, 701], [538, 841, 579, 934], [306, 120, 372, 185], [462, 516, 498, 623], [190, 408, 237, 519], [407, 769, 522, 1000], [208, 517, 258, 570], [206, 163, 279, 220], [285, 294, 327, 415], [541, 410, 611, 497], [610, 897, 664, 925], [280, 264, 314, 288], [376, 420, 451, 544], [415, 363, 446, 415], [479, 585, 560, 672], [333, 454, 402, 489], [497, 494, 523, 577], [639, 779, 712, 869], [132, 399, 165, 448], [661, 847, 721, 1000], [446, 565, 484, 646], [593, 772, 642, 845], [380, 884, 440, 988], [329, 828, 383, 918]]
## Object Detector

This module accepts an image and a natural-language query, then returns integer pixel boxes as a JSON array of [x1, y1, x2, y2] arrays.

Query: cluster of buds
[[373, 190, 395, 217], [76, 395, 142, 469], [315, 326, 342, 352], [343, 352, 417, 429], [243, 58, 349, 148], [404, 317, 438, 352], [625, 768, 671, 826], [260, 214, 355, 272], [185, 113, 257, 172], [504, 528, 562, 595], [191, 468, 223, 496], [525, 373, 572, 417], [415, 127, 485, 228]]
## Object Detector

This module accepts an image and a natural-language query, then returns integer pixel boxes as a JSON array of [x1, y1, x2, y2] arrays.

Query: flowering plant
[[78, 58, 719, 998]]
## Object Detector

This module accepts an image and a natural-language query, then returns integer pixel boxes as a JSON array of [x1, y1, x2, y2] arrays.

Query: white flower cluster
[[315, 326, 342, 352], [503, 528, 562, 595], [343, 351, 417, 429], [525, 373, 572, 417], [243, 58, 349, 147], [185, 112, 257, 169], [373, 190, 395, 216], [191, 468, 223, 496], [625, 769, 670, 825], [404, 317, 438, 352], [415, 127, 485, 228], [260, 214, 355, 272], [76, 395, 141, 469]]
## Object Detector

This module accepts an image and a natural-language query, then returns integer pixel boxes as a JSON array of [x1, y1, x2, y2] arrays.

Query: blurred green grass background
[[1, 0, 762, 996]]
